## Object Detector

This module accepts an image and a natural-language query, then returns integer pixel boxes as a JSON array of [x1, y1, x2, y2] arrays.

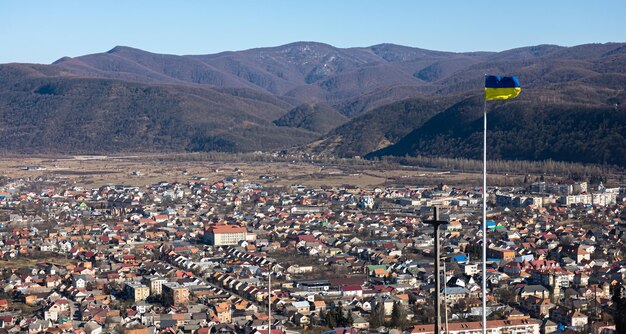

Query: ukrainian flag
[[485, 75, 521, 101]]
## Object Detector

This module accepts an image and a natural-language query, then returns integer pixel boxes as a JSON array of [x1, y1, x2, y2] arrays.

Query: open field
[[0, 255, 74, 270], [0, 153, 621, 189]]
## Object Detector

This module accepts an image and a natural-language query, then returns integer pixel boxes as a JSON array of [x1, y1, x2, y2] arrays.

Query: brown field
[[0, 154, 394, 188], [0, 153, 608, 189], [0, 256, 74, 270]]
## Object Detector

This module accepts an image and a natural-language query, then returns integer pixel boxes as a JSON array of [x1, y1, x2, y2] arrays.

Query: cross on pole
[[423, 206, 448, 334]]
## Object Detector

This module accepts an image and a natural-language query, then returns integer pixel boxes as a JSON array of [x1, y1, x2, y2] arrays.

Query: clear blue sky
[[1, 0, 625, 64]]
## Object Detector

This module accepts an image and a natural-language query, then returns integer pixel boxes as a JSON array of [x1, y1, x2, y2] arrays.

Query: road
[[164, 253, 268, 313]]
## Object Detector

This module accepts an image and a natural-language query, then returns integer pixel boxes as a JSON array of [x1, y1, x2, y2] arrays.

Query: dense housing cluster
[[0, 170, 625, 334]]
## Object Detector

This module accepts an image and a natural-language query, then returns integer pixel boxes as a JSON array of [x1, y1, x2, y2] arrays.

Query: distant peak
[[370, 43, 405, 48], [52, 56, 73, 65], [107, 45, 138, 54], [283, 41, 335, 48]]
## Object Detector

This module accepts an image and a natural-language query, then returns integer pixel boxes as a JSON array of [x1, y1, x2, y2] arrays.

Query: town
[[0, 159, 625, 334]]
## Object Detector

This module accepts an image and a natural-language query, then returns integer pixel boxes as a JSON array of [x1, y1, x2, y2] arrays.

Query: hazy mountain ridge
[[50, 42, 490, 115], [304, 42, 626, 164], [1, 41, 626, 164]]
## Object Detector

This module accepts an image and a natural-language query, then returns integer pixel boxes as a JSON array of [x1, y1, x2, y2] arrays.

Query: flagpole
[[482, 92, 488, 334], [481, 75, 520, 334]]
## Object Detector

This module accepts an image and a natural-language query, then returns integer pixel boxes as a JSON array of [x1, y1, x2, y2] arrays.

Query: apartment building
[[125, 283, 150, 302], [204, 225, 247, 246], [162, 283, 189, 306]]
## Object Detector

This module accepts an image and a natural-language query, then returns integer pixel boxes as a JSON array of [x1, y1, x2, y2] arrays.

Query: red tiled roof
[[206, 225, 246, 234], [409, 318, 540, 333]]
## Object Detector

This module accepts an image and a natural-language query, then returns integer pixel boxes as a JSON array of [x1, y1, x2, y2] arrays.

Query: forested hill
[[305, 97, 458, 158], [0, 42, 625, 165], [367, 90, 626, 166], [273, 103, 348, 134]]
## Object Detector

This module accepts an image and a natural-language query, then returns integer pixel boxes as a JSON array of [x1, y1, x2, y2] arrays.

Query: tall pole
[[268, 264, 272, 332], [425, 206, 446, 334], [443, 260, 449, 334], [434, 207, 441, 334], [482, 97, 488, 334]]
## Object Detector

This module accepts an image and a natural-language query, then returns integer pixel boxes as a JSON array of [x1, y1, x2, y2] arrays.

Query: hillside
[[0, 72, 317, 153], [306, 97, 457, 157], [50, 42, 489, 116], [317, 43, 626, 164], [368, 86, 626, 166], [273, 103, 348, 134], [2, 42, 626, 164]]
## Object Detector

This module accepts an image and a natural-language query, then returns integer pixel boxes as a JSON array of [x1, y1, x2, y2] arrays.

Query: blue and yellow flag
[[485, 75, 521, 101]]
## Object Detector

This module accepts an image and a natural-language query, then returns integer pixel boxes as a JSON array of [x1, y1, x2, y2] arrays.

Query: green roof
[[367, 264, 389, 271]]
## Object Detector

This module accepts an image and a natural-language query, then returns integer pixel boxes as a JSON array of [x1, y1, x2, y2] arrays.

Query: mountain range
[[1, 42, 625, 165]]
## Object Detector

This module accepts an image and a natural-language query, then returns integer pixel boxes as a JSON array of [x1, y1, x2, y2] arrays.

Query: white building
[[204, 225, 247, 246]]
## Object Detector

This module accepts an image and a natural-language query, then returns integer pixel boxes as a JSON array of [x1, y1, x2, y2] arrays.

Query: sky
[[1, 0, 625, 64]]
